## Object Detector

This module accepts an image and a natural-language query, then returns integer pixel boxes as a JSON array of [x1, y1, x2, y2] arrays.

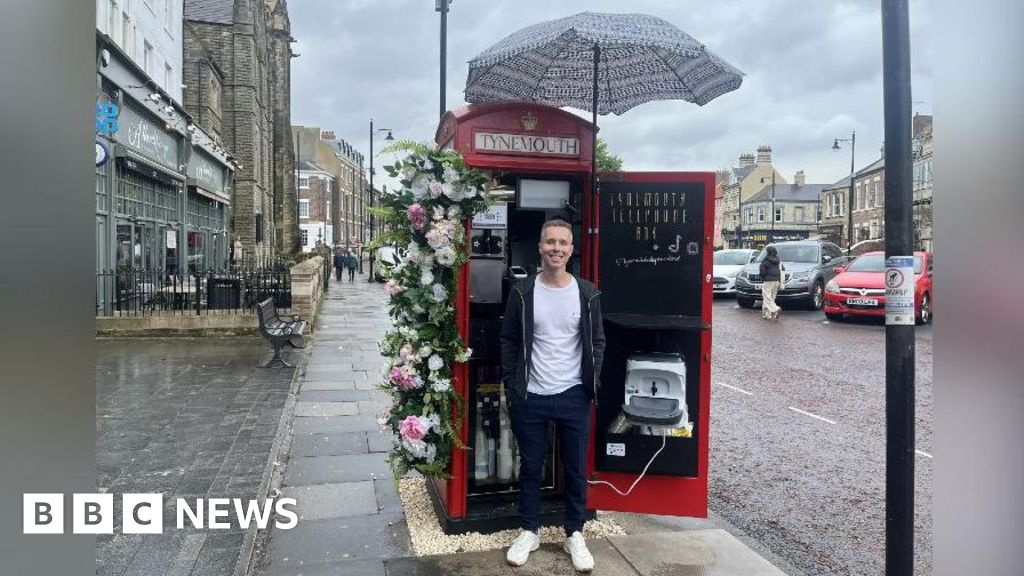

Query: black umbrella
[[465, 12, 744, 194]]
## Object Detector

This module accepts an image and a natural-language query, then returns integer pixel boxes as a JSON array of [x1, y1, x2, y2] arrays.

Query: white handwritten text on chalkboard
[[614, 254, 682, 269], [606, 192, 687, 242]]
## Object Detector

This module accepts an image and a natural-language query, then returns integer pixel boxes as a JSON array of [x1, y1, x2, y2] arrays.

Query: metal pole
[[882, 1, 915, 574], [847, 130, 856, 256], [368, 119, 375, 282], [771, 170, 776, 240], [591, 43, 600, 268], [438, 0, 450, 119]]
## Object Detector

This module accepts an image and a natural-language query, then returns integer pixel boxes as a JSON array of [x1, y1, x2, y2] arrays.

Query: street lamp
[[833, 130, 856, 256], [436, 0, 453, 118], [368, 119, 394, 282]]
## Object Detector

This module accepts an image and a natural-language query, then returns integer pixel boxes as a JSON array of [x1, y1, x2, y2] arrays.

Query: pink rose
[[407, 203, 427, 231], [399, 415, 427, 442]]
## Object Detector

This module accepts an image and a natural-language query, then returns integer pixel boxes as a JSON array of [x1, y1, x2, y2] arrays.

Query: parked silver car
[[713, 249, 759, 295], [734, 240, 850, 310]]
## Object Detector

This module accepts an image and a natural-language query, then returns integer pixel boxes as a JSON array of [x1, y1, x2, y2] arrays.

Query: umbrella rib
[[650, 46, 698, 101], [530, 30, 578, 103]]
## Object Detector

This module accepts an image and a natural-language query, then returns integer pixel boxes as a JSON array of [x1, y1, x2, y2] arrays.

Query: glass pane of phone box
[[468, 363, 556, 496]]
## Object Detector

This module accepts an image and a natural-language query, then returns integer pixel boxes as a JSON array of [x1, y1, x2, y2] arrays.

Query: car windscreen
[[754, 244, 818, 263], [714, 251, 753, 265], [847, 254, 923, 273]]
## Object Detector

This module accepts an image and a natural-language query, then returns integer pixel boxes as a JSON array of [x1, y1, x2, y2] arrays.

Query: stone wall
[[288, 255, 325, 328]]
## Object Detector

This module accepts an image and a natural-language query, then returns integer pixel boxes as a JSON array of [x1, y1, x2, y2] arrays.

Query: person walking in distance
[[500, 218, 605, 572], [333, 247, 345, 282], [759, 245, 783, 319], [346, 250, 358, 282]]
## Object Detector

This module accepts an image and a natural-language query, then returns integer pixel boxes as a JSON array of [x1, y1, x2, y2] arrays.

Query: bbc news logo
[[23, 494, 298, 534]]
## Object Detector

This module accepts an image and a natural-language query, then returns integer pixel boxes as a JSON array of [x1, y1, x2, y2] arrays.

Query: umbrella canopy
[[464, 12, 744, 115]]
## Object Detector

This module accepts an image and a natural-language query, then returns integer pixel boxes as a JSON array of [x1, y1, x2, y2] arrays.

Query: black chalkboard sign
[[598, 180, 706, 317]]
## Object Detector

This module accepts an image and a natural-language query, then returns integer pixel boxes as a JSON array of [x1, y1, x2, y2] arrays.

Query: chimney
[[793, 170, 805, 186], [756, 145, 773, 165], [738, 153, 755, 168]]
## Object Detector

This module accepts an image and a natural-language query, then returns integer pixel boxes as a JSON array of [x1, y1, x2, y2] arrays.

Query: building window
[[326, 200, 331, 221], [143, 40, 153, 75], [301, 228, 309, 247], [774, 207, 783, 222], [108, 1, 118, 40], [255, 214, 263, 244], [795, 206, 805, 222], [299, 199, 309, 218], [122, 13, 131, 54], [874, 181, 882, 207], [165, 0, 175, 31], [757, 206, 765, 222], [299, 176, 309, 189]]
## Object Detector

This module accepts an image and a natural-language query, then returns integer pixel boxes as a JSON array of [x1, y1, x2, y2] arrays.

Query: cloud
[[289, 0, 932, 190]]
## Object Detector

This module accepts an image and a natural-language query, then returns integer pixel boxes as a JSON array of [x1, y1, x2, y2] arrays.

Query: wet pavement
[[96, 337, 298, 576]]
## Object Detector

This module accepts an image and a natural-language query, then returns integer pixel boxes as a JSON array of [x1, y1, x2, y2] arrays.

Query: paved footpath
[[254, 275, 409, 576], [252, 276, 793, 576]]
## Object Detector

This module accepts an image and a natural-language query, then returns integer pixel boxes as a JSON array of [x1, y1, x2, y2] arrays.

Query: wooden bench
[[256, 298, 307, 368]]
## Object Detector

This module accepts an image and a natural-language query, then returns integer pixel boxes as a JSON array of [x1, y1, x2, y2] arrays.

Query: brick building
[[182, 0, 296, 265]]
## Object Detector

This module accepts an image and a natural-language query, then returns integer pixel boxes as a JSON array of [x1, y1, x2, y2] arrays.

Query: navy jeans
[[508, 384, 591, 536]]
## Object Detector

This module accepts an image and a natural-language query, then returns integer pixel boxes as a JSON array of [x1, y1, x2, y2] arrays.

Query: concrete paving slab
[[290, 431, 369, 457], [284, 453, 392, 485], [366, 431, 394, 453], [302, 380, 357, 391], [373, 478, 403, 515], [281, 481, 379, 520], [294, 402, 360, 417], [607, 530, 787, 576], [292, 415, 381, 435], [261, 557, 387, 576], [268, 512, 407, 570], [384, 551, 516, 576], [298, 389, 374, 402]]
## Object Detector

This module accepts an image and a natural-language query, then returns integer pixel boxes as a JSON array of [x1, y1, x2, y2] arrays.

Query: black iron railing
[[96, 267, 291, 316]]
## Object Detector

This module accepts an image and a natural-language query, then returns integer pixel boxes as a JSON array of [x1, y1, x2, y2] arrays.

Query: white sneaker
[[563, 531, 594, 572], [506, 529, 540, 566]]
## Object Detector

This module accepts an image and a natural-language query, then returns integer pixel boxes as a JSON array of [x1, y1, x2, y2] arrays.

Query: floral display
[[374, 142, 492, 480]]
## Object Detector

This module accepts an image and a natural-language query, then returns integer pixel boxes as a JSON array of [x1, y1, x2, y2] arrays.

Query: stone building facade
[[721, 146, 787, 248], [912, 114, 933, 251], [182, 0, 295, 265], [292, 126, 369, 251]]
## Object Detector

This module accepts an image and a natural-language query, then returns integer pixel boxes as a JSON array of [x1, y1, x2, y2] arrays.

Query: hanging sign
[[95, 141, 109, 167], [166, 229, 178, 250], [885, 255, 916, 325]]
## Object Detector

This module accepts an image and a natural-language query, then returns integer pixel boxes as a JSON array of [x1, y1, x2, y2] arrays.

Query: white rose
[[419, 345, 432, 357], [434, 246, 456, 266], [428, 354, 444, 372], [420, 268, 434, 286], [447, 205, 461, 219], [431, 283, 448, 302], [411, 175, 430, 199], [431, 378, 451, 393], [443, 166, 459, 182], [429, 181, 444, 199]]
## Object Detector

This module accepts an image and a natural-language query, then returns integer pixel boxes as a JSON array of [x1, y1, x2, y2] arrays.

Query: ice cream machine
[[429, 102, 713, 533]]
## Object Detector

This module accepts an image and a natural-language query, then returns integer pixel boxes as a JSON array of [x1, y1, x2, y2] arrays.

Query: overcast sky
[[289, 0, 931, 190]]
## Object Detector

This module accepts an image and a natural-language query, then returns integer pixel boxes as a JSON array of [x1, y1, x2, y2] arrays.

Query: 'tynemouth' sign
[[474, 131, 580, 157]]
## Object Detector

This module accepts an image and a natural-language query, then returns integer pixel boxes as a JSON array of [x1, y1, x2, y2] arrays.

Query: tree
[[595, 138, 623, 172]]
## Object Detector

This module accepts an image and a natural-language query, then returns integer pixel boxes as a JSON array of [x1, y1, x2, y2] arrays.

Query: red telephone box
[[428, 102, 713, 532]]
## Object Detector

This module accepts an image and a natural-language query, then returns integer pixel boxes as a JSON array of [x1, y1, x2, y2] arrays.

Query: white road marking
[[716, 382, 754, 396], [788, 406, 837, 425], [915, 450, 933, 459]]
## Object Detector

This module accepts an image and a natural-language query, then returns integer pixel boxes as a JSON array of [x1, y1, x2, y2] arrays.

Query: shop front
[[430, 102, 713, 533], [186, 148, 232, 272]]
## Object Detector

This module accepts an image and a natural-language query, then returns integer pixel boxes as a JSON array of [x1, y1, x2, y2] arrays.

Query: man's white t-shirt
[[528, 276, 583, 395]]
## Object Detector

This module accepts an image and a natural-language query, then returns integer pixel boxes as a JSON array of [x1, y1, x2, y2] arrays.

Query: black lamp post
[[436, 0, 453, 118], [368, 119, 393, 282], [833, 130, 856, 256]]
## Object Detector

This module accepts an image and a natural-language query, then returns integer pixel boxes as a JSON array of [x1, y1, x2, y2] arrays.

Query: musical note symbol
[[667, 234, 682, 254]]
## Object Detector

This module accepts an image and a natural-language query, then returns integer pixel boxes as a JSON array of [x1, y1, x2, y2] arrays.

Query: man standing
[[346, 250, 358, 282], [500, 218, 604, 572], [333, 247, 345, 282]]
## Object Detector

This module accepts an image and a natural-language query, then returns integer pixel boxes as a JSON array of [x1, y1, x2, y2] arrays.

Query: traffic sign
[[885, 255, 915, 325]]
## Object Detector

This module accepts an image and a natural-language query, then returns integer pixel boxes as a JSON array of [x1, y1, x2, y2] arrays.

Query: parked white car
[[713, 249, 759, 295]]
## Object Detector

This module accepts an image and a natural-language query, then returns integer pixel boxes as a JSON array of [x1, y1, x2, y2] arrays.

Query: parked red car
[[823, 251, 933, 324]]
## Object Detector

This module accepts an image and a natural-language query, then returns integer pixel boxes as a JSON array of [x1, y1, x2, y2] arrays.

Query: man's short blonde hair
[[540, 218, 572, 239]]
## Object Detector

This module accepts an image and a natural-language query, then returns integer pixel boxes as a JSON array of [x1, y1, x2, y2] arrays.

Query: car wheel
[[917, 293, 931, 325], [737, 296, 755, 309], [808, 281, 825, 310], [825, 311, 842, 321]]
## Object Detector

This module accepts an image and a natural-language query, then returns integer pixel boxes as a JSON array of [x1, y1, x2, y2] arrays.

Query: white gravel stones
[[397, 477, 626, 556]]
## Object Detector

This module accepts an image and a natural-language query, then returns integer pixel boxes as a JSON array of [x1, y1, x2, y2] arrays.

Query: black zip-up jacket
[[500, 274, 606, 403], [759, 256, 782, 282]]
